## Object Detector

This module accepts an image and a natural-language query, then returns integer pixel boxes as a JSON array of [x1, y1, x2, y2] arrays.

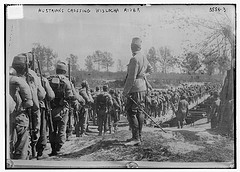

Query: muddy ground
[[38, 116, 234, 164]]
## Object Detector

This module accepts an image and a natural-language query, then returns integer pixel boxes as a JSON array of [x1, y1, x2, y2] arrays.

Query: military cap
[[12, 53, 27, 67], [131, 37, 142, 47], [81, 80, 89, 88], [102, 85, 108, 91], [109, 89, 115, 95], [56, 61, 67, 71], [181, 94, 187, 100], [96, 86, 100, 91], [132, 37, 142, 45], [213, 91, 219, 97]]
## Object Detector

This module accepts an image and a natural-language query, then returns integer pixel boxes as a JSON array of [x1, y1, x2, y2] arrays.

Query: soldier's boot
[[75, 123, 80, 137], [126, 138, 134, 142], [125, 139, 141, 146], [177, 121, 181, 129], [109, 126, 112, 134], [49, 144, 57, 156], [114, 126, 118, 133], [37, 146, 48, 160], [125, 128, 141, 146]]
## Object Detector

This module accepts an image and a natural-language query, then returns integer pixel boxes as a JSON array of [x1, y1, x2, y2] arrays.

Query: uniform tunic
[[123, 50, 152, 141]]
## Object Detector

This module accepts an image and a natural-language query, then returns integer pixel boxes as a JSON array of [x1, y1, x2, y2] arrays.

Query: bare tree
[[117, 59, 124, 72], [85, 55, 94, 72], [101, 51, 114, 72], [32, 43, 58, 73], [146, 47, 158, 72]]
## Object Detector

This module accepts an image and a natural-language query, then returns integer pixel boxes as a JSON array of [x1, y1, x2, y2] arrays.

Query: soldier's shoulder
[[10, 75, 25, 83], [28, 69, 38, 78]]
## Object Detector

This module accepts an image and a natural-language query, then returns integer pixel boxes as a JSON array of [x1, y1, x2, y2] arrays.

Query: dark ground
[[38, 116, 234, 164]]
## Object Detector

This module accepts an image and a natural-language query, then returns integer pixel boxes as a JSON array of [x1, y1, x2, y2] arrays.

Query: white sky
[[6, 4, 235, 71]]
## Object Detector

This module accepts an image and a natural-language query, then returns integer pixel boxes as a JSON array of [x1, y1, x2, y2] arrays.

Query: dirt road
[[38, 116, 234, 164]]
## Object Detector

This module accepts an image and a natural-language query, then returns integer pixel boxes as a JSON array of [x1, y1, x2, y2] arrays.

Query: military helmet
[[56, 61, 67, 72]]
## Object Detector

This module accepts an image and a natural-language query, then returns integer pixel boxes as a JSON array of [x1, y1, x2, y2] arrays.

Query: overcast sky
[[6, 4, 235, 71]]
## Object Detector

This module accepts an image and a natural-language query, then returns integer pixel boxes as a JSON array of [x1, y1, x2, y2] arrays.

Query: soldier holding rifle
[[123, 37, 153, 146], [26, 52, 46, 158], [36, 57, 55, 160], [9, 55, 34, 159], [48, 61, 73, 156]]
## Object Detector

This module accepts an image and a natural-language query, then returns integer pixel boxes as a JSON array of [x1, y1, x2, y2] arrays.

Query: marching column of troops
[[8, 37, 222, 160], [8, 51, 124, 159]]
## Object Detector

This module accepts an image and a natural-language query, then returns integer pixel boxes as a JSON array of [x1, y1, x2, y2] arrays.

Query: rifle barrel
[[128, 95, 167, 133]]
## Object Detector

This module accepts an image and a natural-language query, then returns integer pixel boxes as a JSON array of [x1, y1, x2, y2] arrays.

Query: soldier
[[123, 37, 153, 146], [96, 85, 113, 136], [162, 91, 168, 116], [67, 79, 85, 140], [109, 89, 121, 133], [210, 91, 220, 129], [71, 83, 85, 138], [35, 64, 55, 160], [91, 86, 101, 126], [26, 52, 46, 158], [176, 94, 189, 129], [48, 61, 73, 156], [78, 80, 94, 136], [9, 55, 34, 159], [115, 90, 122, 122]]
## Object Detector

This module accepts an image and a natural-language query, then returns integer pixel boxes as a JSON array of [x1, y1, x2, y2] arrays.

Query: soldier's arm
[[37, 76, 46, 101], [65, 79, 74, 99], [79, 90, 91, 103], [146, 61, 153, 75], [29, 70, 46, 101], [12, 76, 33, 108], [9, 94, 16, 114], [42, 77, 55, 101], [113, 97, 120, 109], [123, 58, 138, 95], [108, 94, 114, 106], [72, 85, 85, 104]]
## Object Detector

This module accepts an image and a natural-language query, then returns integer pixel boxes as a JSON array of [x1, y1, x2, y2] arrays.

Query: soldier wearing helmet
[[210, 91, 220, 129], [109, 89, 121, 133], [96, 85, 113, 136], [78, 80, 94, 137], [9, 53, 36, 159], [48, 61, 73, 156], [176, 94, 189, 129]]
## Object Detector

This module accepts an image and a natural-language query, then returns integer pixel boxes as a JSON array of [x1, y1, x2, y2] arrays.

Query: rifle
[[67, 59, 73, 136], [127, 95, 167, 133], [36, 58, 54, 133], [25, 54, 37, 158]]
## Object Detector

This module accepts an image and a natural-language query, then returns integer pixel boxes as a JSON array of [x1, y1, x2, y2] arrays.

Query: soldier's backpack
[[96, 92, 109, 109], [48, 75, 66, 99]]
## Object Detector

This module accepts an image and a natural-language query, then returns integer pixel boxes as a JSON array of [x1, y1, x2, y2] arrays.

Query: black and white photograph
[[5, 3, 236, 169]]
